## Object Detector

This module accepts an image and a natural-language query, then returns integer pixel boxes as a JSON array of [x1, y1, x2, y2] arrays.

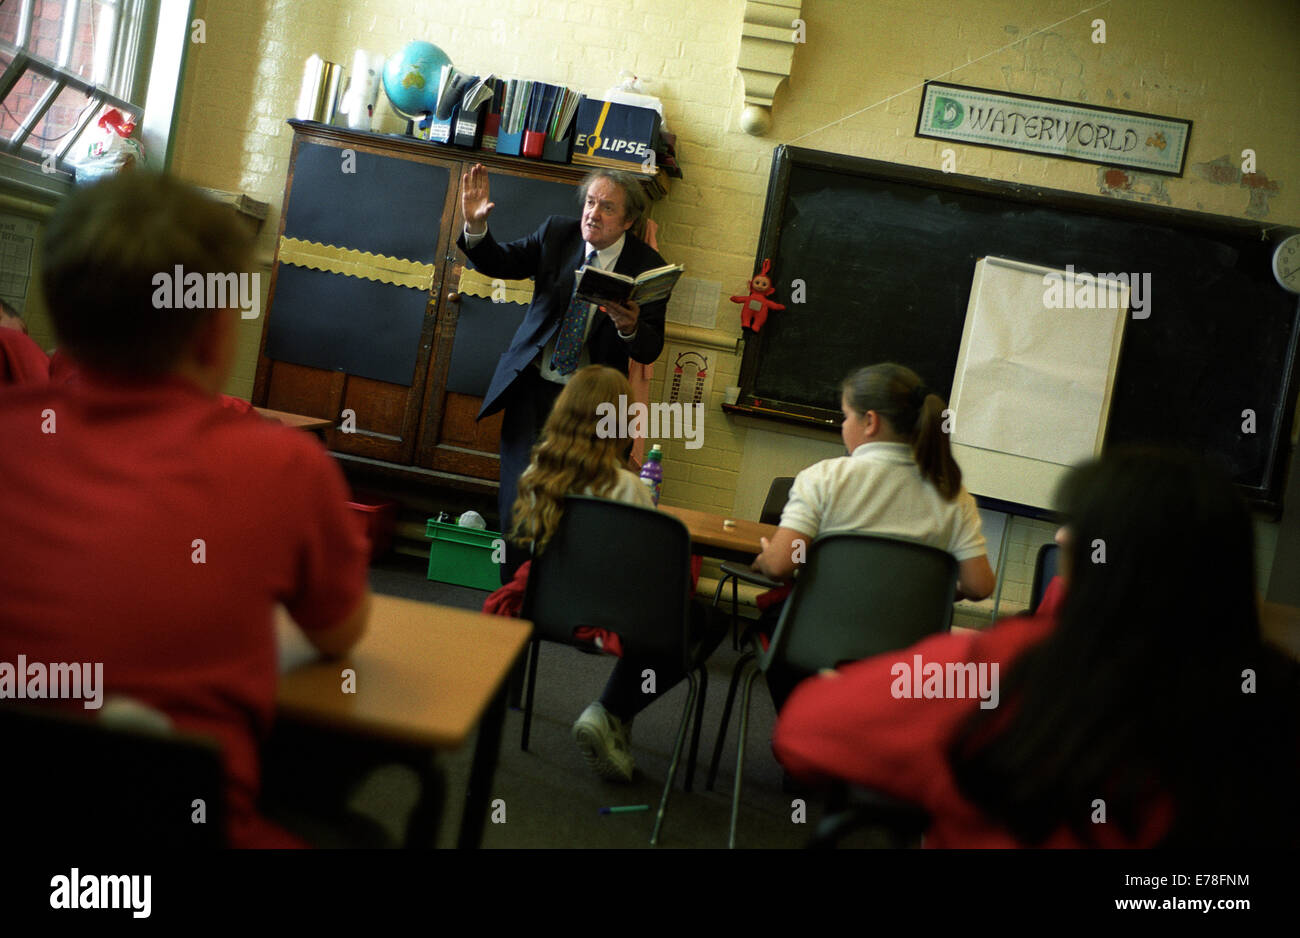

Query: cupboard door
[[417, 172, 582, 478], [255, 138, 454, 463]]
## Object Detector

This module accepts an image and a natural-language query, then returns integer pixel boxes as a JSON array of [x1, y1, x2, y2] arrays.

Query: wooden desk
[[255, 406, 333, 433], [277, 596, 531, 847], [661, 504, 776, 562], [1262, 600, 1300, 662]]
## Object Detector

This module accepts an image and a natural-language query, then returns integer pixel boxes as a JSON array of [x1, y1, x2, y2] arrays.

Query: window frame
[[0, 0, 191, 202]]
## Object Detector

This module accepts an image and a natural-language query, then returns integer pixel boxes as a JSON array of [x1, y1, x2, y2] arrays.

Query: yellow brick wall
[[160, 0, 1298, 554]]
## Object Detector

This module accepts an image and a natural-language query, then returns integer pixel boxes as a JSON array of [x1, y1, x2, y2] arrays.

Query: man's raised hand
[[462, 164, 495, 234]]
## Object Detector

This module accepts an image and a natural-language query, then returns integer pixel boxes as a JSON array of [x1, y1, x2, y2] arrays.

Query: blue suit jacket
[[458, 216, 668, 418]]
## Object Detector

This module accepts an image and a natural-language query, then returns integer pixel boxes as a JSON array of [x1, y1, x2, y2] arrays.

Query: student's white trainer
[[572, 702, 635, 783]]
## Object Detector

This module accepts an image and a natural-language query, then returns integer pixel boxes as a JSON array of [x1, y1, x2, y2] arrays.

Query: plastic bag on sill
[[72, 108, 145, 185]]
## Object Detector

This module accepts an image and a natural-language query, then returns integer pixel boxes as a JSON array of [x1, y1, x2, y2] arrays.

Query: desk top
[[277, 596, 531, 749], [660, 504, 775, 561], [1262, 601, 1300, 662], [255, 406, 334, 432]]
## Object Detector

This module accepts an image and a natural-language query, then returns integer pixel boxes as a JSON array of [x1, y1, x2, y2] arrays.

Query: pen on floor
[[599, 804, 650, 815]]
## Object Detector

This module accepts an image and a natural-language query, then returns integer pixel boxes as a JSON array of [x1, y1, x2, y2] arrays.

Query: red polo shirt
[[773, 579, 1169, 847], [0, 372, 369, 847], [0, 328, 50, 386]]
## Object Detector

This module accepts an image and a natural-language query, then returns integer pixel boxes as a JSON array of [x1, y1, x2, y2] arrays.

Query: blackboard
[[446, 294, 527, 395], [268, 143, 449, 384], [734, 146, 1300, 511], [283, 143, 448, 263], [266, 265, 429, 386]]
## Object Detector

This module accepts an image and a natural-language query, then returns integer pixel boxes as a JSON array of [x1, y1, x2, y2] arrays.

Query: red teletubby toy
[[730, 258, 785, 333]]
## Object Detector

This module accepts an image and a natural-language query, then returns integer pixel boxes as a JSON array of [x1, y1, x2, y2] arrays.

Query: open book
[[575, 263, 684, 306]]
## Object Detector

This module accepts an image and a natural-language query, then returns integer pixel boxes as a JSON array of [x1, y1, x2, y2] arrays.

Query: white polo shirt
[[779, 441, 987, 561]]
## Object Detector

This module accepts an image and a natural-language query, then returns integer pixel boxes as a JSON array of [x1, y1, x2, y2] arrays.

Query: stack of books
[[406, 69, 680, 188], [497, 80, 581, 159]]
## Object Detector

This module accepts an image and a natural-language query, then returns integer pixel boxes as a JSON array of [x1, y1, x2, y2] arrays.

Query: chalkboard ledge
[[722, 401, 840, 433]]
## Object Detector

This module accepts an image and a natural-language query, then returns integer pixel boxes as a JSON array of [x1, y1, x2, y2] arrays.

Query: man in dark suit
[[456, 164, 668, 574]]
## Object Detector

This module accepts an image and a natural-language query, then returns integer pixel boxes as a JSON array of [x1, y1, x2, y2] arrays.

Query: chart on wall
[[0, 213, 39, 314], [949, 256, 1128, 510]]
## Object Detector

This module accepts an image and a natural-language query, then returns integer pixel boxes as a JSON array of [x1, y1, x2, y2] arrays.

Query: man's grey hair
[[577, 170, 647, 224]]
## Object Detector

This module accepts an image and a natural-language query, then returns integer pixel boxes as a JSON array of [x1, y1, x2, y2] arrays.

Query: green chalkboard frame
[[731, 145, 1300, 513]]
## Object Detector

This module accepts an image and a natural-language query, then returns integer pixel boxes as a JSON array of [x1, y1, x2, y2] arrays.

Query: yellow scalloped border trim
[[278, 237, 436, 291], [457, 267, 535, 305]]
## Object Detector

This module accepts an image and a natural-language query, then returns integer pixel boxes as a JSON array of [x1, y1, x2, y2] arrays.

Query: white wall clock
[[1273, 233, 1300, 294]]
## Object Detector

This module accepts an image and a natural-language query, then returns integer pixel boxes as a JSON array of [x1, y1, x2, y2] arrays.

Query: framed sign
[[917, 81, 1191, 176]]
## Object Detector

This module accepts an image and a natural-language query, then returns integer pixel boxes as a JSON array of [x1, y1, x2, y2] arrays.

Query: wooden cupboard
[[252, 120, 659, 497]]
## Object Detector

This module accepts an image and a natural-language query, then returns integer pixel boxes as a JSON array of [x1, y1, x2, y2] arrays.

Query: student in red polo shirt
[[0, 173, 372, 848], [773, 449, 1300, 847]]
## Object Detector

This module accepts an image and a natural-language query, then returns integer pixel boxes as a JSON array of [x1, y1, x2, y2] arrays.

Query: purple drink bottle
[[639, 444, 663, 506]]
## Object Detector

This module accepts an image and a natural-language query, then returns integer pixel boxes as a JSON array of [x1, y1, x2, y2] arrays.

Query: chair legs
[[728, 664, 762, 849], [683, 667, 706, 792], [520, 638, 541, 751], [517, 639, 710, 844], [711, 573, 740, 652], [706, 649, 756, 791], [506, 648, 527, 710], [711, 573, 728, 609], [650, 672, 700, 846]]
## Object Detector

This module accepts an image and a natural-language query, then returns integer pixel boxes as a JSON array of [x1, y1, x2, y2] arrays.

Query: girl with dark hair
[[773, 448, 1300, 847], [750, 363, 995, 707], [753, 362, 993, 592]]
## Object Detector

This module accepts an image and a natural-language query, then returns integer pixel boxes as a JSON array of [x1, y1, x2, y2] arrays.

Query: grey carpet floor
[[348, 555, 835, 848]]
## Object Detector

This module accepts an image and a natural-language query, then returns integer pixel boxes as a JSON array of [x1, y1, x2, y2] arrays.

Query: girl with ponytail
[[751, 363, 995, 706], [753, 362, 993, 594], [773, 448, 1300, 846]]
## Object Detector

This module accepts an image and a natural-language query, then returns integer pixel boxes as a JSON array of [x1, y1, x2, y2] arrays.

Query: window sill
[[0, 153, 73, 213]]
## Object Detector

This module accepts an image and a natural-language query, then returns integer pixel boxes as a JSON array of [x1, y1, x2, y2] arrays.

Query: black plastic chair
[[806, 784, 931, 849], [0, 703, 227, 846], [714, 532, 958, 847], [518, 495, 707, 845], [710, 476, 794, 646], [1029, 542, 1060, 613]]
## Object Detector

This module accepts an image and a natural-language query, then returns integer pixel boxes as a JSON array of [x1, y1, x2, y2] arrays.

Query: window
[[0, 0, 152, 175]]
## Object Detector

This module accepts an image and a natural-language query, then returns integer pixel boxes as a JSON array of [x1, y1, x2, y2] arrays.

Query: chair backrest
[[759, 477, 796, 526], [521, 495, 693, 663], [766, 532, 958, 678], [0, 703, 226, 846], [1029, 542, 1060, 613]]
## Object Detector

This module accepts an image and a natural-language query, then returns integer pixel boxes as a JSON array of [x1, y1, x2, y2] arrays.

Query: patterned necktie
[[551, 250, 599, 376]]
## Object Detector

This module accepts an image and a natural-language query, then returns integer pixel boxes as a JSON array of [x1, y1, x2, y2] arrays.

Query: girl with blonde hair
[[511, 364, 651, 551], [509, 364, 721, 784]]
